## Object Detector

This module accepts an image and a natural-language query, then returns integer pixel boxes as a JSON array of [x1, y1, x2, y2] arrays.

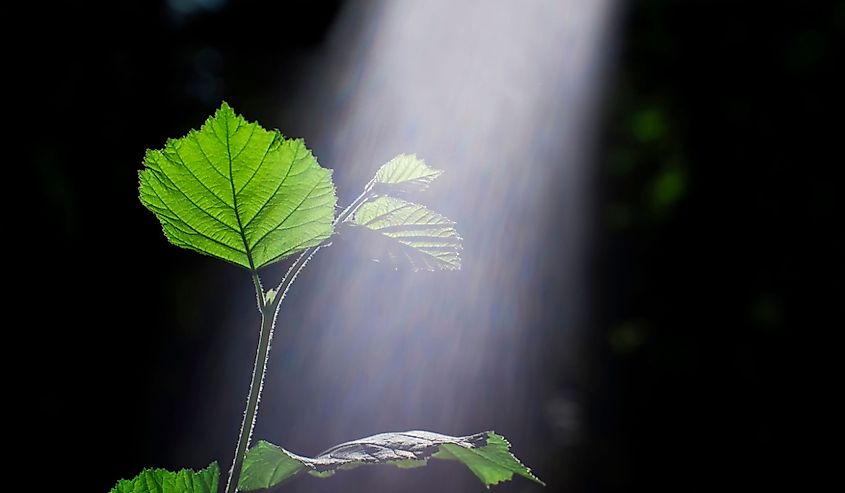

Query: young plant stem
[[224, 181, 375, 493], [224, 282, 272, 493]]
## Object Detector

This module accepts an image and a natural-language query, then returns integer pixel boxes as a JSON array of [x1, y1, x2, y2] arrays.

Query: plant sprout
[[111, 103, 542, 493]]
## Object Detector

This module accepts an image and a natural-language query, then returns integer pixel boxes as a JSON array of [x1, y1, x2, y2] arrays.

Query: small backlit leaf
[[373, 154, 443, 192], [349, 196, 462, 271]]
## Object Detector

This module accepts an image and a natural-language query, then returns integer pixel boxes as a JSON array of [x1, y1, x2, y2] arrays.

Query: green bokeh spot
[[632, 108, 666, 142]]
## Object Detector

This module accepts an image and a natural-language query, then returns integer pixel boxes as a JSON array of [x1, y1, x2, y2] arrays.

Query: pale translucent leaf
[[349, 196, 462, 271], [373, 154, 443, 192]]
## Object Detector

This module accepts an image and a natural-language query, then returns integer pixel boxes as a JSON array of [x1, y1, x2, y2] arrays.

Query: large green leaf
[[349, 196, 462, 271], [109, 462, 219, 493], [239, 430, 542, 490], [373, 154, 443, 192], [139, 103, 337, 270]]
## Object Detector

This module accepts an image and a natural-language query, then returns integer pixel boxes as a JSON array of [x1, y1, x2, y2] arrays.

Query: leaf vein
[[241, 142, 301, 229], [250, 177, 325, 251]]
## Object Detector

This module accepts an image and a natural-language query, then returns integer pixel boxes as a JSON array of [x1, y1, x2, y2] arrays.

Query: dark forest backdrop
[[19, 1, 841, 492]]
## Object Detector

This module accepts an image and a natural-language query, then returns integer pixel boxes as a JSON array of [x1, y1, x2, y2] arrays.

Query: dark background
[[20, 1, 841, 492]]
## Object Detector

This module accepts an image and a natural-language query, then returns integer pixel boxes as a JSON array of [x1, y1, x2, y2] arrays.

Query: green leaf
[[373, 154, 443, 192], [349, 196, 462, 271], [109, 462, 219, 493], [239, 431, 542, 490], [239, 441, 307, 490], [139, 102, 337, 270], [434, 433, 543, 486]]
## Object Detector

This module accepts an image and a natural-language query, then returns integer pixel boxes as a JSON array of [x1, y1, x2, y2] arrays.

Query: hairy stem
[[250, 272, 264, 308], [224, 291, 271, 493], [224, 182, 375, 493]]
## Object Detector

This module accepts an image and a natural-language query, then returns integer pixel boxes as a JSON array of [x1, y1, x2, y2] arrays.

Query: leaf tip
[[213, 101, 241, 126], [485, 431, 545, 486]]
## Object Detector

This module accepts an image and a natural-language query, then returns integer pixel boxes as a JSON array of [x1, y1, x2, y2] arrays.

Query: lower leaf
[[109, 462, 219, 493], [239, 430, 542, 490]]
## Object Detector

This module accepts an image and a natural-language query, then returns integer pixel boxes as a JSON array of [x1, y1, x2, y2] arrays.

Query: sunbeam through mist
[[213, 2, 618, 492]]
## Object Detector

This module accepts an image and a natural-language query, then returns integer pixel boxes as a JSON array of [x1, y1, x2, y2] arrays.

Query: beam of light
[[216, 1, 617, 491]]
